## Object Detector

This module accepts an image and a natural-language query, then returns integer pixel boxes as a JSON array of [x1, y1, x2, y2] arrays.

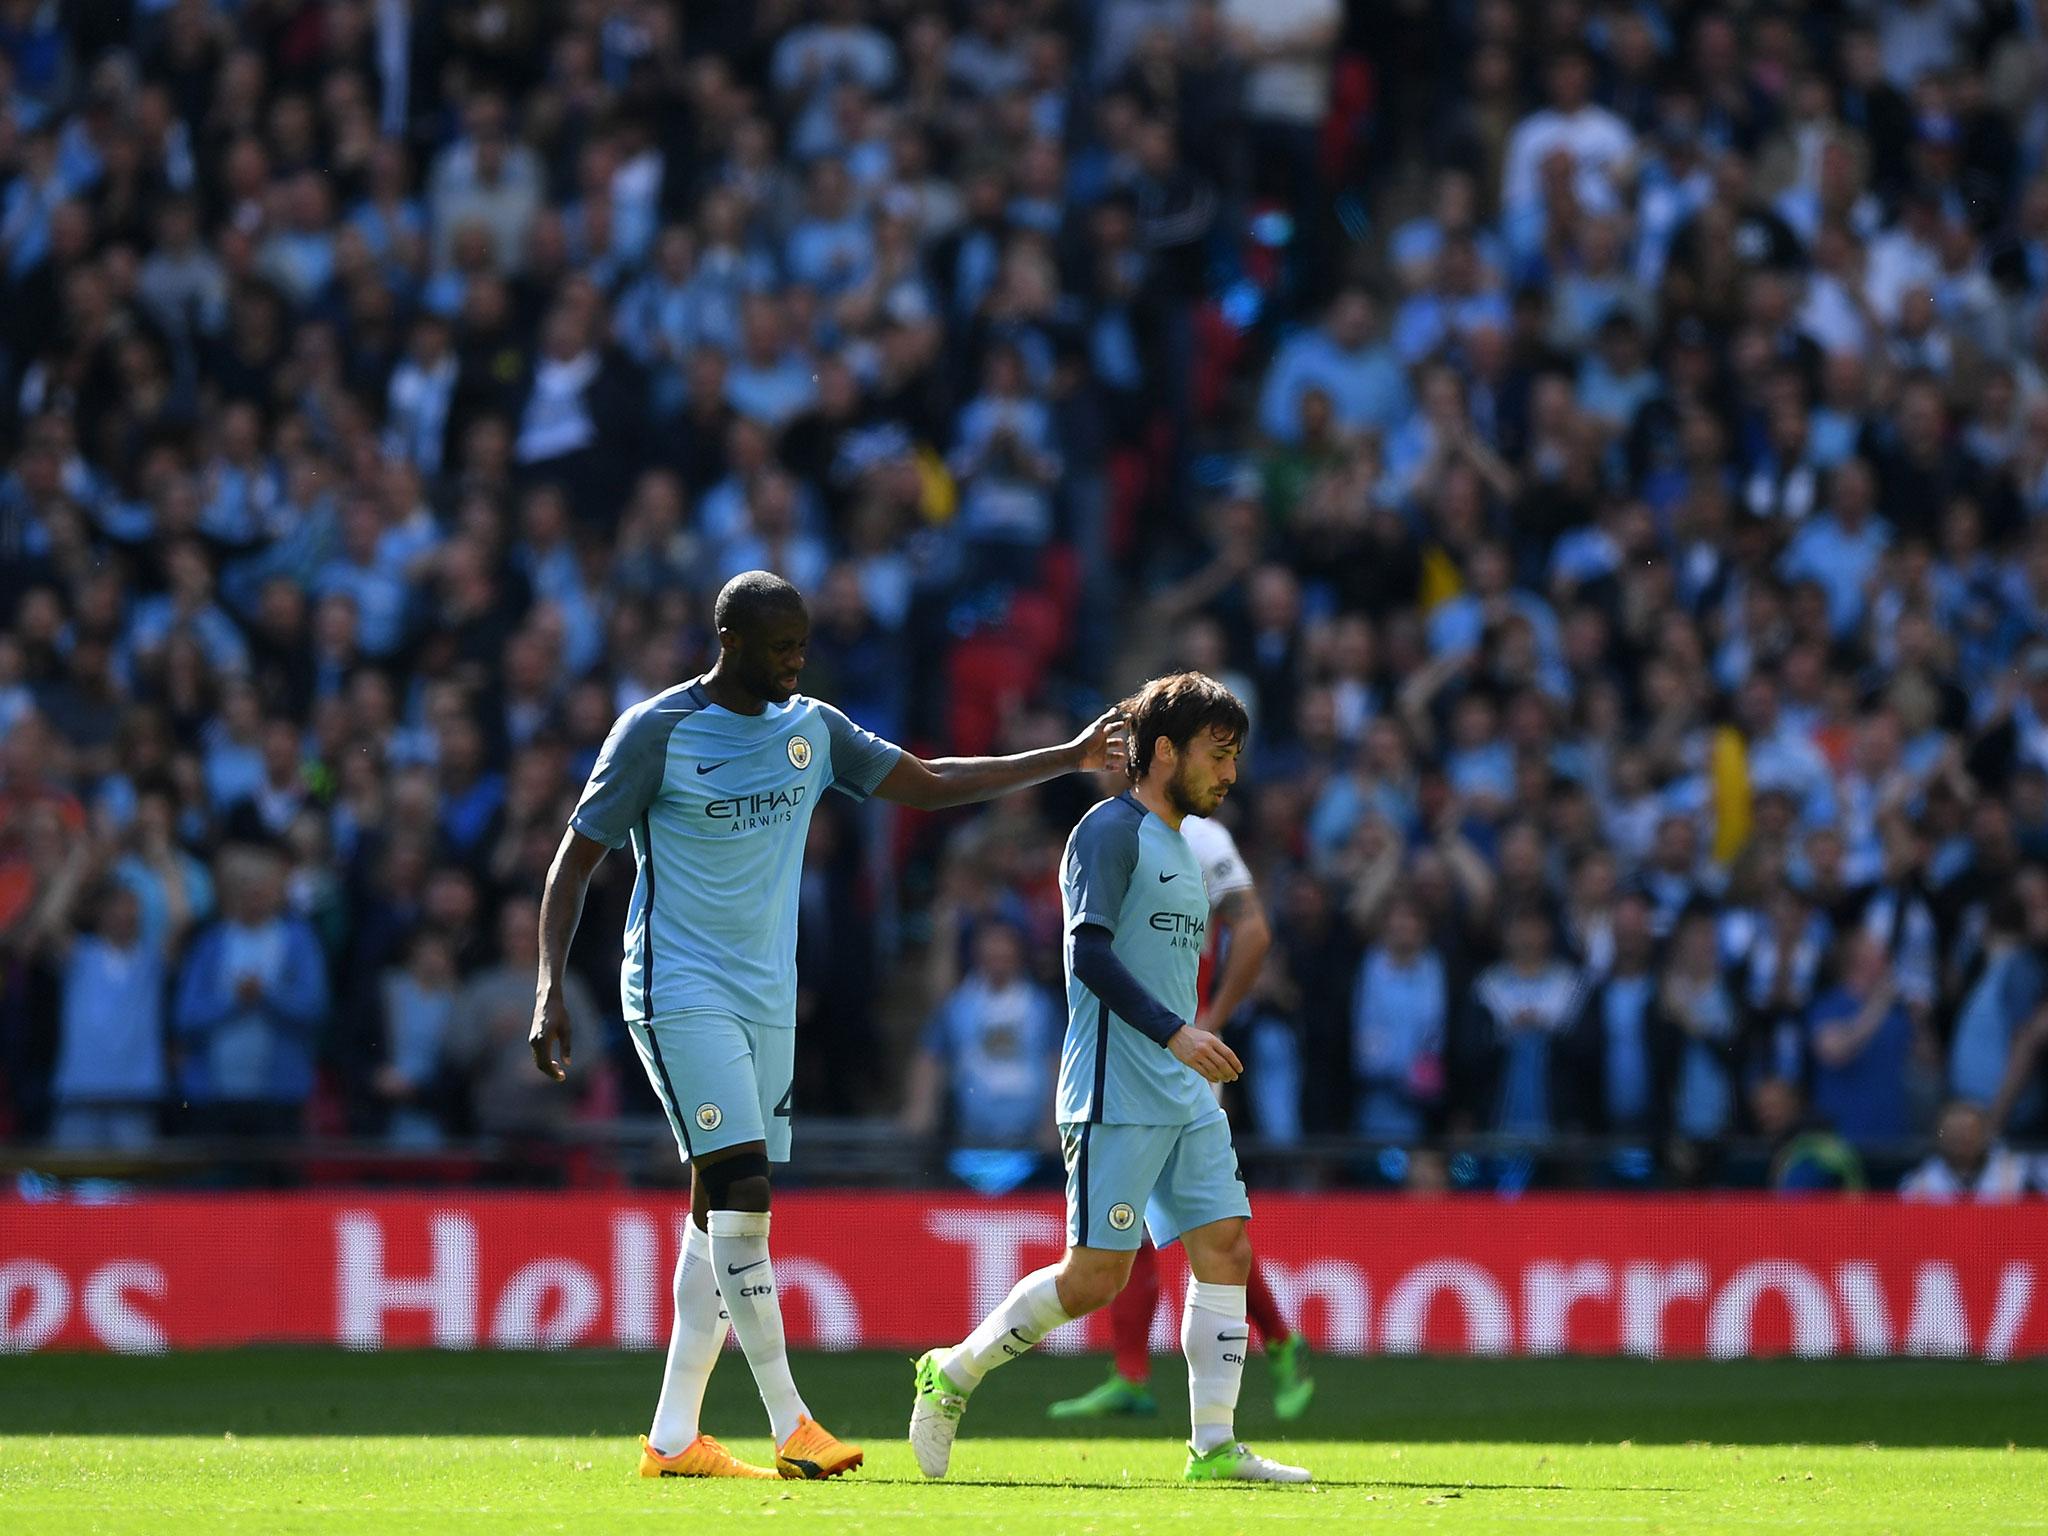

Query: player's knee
[[1062, 1273, 1119, 1316], [1188, 1219, 1252, 1283], [695, 1150, 772, 1212], [1056, 1253, 1128, 1315]]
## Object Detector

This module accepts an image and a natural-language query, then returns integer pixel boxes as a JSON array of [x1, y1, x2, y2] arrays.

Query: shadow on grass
[[862, 1477, 1684, 1493], [0, 1351, 2042, 1448]]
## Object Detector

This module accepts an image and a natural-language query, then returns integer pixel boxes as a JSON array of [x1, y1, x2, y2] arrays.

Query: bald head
[[715, 570, 805, 636]]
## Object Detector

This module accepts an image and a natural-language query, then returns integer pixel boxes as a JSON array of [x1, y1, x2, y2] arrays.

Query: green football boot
[[909, 1350, 969, 1479], [1183, 1440, 1312, 1483], [1267, 1333, 1317, 1420], [1046, 1367, 1157, 1419]]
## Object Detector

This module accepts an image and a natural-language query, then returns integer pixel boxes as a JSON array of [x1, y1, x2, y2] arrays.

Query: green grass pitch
[[2, 1349, 2042, 1534]]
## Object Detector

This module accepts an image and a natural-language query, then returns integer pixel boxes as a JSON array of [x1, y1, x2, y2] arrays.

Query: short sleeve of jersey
[[1065, 801, 1140, 934], [1184, 815, 1254, 906], [568, 702, 673, 848], [818, 702, 902, 802]]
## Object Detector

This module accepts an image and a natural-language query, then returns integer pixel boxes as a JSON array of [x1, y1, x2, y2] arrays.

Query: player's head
[[714, 570, 809, 703], [1118, 670, 1247, 817]]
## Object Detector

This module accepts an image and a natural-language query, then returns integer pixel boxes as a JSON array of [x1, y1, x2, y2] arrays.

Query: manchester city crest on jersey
[[787, 734, 812, 770], [696, 1103, 722, 1131], [1108, 1202, 1136, 1231]]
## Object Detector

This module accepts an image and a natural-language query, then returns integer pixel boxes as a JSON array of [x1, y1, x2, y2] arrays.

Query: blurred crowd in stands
[[2, 0, 2048, 1198]]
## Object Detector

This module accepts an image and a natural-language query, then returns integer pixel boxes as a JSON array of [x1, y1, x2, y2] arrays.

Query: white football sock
[[1182, 1279, 1248, 1454], [646, 1219, 728, 1455], [941, 1264, 1071, 1393], [706, 1210, 808, 1444]]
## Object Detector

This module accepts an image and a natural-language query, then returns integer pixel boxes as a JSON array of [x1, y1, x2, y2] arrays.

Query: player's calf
[[693, 1146, 864, 1477]]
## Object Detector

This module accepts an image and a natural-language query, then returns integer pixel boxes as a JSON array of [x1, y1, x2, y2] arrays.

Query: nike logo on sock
[[1009, 1328, 1031, 1345], [726, 1259, 769, 1276], [697, 760, 730, 775], [1216, 1331, 1250, 1342], [1158, 871, 1179, 882]]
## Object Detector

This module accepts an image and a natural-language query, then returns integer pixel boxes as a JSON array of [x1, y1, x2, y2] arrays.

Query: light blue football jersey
[[1055, 792, 1219, 1128], [568, 680, 901, 1025]]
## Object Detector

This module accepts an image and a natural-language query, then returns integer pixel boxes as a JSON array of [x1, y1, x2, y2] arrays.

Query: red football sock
[[1110, 1239, 1160, 1384], [1246, 1259, 1292, 1348]]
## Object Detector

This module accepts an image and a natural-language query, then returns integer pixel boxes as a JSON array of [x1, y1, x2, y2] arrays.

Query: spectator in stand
[[1501, 45, 1635, 231], [31, 866, 174, 1150], [1456, 904, 1583, 1138], [901, 919, 1061, 1154], [1350, 893, 1446, 1140], [1562, 890, 1660, 1141], [1948, 891, 2047, 1123], [1656, 903, 1741, 1152], [951, 343, 1062, 563], [1222, 0, 1341, 301], [427, 93, 541, 274], [1259, 287, 1411, 445], [374, 927, 459, 1149], [1807, 932, 1923, 1152], [1900, 1099, 2042, 1201], [445, 896, 604, 1139], [172, 846, 330, 1137], [113, 781, 214, 954]]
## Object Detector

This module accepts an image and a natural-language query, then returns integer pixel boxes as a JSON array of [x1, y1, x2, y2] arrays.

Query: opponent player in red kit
[[1047, 810, 1315, 1420]]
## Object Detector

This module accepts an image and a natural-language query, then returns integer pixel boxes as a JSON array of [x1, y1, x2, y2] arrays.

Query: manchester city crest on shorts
[[696, 1103, 722, 1131], [1108, 1202, 1136, 1231], [787, 735, 812, 769]]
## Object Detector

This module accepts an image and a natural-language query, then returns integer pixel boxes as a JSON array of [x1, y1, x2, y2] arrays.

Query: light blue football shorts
[[1060, 1115, 1252, 1251], [628, 1011, 796, 1163]]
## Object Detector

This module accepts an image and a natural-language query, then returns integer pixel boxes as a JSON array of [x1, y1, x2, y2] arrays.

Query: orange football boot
[[638, 1433, 777, 1479], [774, 1416, 864, 1479]]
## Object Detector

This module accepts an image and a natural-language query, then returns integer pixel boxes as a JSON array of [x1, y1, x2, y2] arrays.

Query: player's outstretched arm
[[871, 709, 1129, 811], [530, 827, 609, 1082]]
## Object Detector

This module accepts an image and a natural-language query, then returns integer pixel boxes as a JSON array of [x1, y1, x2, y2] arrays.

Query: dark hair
[[1117, 671, 1248, 783], [714, 570, 805, 635]]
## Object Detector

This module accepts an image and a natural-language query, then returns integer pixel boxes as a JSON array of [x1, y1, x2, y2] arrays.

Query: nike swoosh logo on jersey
[[1158, 872, 1179, 882], [726, 1260, 769, 1276], [697, 760, 730, 775]]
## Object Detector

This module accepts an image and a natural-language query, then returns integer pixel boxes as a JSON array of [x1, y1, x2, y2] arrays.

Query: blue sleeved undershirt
[[1071, 922, 1183, 1047]]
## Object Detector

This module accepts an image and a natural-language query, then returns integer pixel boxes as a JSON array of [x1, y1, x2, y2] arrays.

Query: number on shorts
[[774, 1081, 793, 1117]]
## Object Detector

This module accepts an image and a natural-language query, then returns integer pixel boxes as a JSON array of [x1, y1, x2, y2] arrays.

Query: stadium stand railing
[[7, 1121, 2024, 1196]]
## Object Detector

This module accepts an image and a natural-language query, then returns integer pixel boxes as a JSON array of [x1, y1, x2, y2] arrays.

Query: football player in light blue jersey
[[912, 672, 1311, 1486], [532, 571, 1127, 1481]]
